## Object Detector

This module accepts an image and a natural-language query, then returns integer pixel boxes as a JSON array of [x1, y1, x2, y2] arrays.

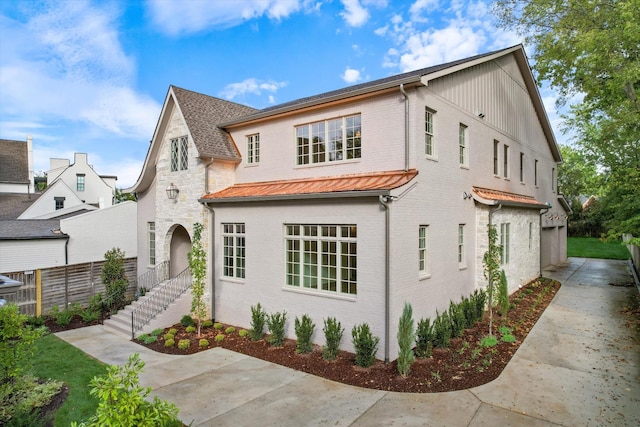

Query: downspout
[[379, 195, 391, 363], [399, 84, 409, 172], [203, 158, 216, 320], [539, 204, 551, 276]]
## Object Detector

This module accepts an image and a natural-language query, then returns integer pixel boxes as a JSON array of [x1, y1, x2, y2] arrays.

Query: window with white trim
[[459, 124, 468, 166], [54, 197, 65, 210], [458, 224, 465, 266], [500, 223, 511, 264], [519, 152, 525, 183], [247, 134, 260, 164], [493, 140, 499, 175], [170, 136, 188, 171], [148, 222, 156, 265], [76, 174, 85, 191], [222, 223, 245, 279], [419, 225, 430, 276], [425, 108, 435, 157], [296, 114, 361, 165], [534, 159, 539, 186], [528, 222, 533, 250], [503, 144, 509, 178], [552, 167, 556, 192], [285, 224, 357, 295]]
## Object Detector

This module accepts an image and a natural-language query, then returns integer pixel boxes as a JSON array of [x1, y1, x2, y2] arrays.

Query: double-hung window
[[500, 223, 511, 264], [76, 174, 85, 191], [425, 108, 435, 157], [503, 145, 509, 178], [148, 222, 156, 265], [519, 152, 525, 183], [534, 159, 539, 186], [459, 124, 468, 166], [419, 225, 429, 276], [247, 134, 260, 164], [171, 136, 188, 171], [493, 140, 499, 175], [222, 223, 245, 279], [285, 224, 357, 296], [458, 224, 465, 266], [296, 114, 361, 165]]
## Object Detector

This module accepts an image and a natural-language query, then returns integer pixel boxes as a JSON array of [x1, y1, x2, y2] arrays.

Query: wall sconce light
[[166, 183, 179, 200]]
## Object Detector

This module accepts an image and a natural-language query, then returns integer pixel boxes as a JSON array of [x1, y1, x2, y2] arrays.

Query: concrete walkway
[[57, 258, 640, 426]]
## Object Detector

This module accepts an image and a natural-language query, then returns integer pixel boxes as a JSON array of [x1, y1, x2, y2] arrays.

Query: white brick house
[[128, 45, 570, 361]]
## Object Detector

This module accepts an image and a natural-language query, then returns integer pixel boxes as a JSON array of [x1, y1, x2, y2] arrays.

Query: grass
[[568, 237, 630, 260], [30, 334, 107, 426]]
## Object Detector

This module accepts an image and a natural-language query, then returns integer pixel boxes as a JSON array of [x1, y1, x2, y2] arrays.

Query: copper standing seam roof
[[201, 169, 419, 202], [472, 186, 549, 209]]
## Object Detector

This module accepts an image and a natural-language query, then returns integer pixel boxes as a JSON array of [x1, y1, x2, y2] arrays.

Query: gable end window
[[54, 196, 65, 210], [285, 224, 357, 296], [296, 114, 361, 166], [425, 108, 436, 157], [222, 223, 246, 279], [247, 134, 260, 164], [171, 136, 188, 172], [459, 124, 468, 166], [76, 174, 85, 191]]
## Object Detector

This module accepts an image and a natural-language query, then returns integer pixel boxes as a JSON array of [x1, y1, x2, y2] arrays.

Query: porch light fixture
[[166, 183, 179, 200]]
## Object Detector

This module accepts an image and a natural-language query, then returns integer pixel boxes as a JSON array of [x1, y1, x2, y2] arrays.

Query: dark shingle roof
[[0, 219, 66, 240], [0, 139, 29, 184], [0, 193, 41, 220], [171, 86, 258, 160]]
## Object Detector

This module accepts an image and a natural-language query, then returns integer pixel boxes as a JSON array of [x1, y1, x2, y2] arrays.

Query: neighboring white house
[[128, 45, 570, 362]]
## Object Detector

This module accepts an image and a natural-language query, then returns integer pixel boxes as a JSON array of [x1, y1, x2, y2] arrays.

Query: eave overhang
[[472, 186, 550, 210]]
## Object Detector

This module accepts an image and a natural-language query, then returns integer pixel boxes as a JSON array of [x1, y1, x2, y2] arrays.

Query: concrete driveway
[[57, 257, 640, 426]]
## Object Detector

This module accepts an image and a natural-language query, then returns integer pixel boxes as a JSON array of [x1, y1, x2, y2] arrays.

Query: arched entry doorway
[[168, 225, 191, 278]]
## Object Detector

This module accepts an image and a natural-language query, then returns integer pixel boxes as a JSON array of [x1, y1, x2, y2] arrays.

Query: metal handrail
[[130, 267, 192, 338], [132, 261, 169, 294]]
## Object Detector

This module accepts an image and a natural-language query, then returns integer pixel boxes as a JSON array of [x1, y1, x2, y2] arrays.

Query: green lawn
[[31, 334, 107, 426], [567, 237, 631, 260]]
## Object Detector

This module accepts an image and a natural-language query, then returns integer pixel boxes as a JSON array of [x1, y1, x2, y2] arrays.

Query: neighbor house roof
[[0, 219, 67, 240], [0, 193, 42, 220], [200, 170, 418, 203], [172, 86, 258, 160], [0, 139, 29, 184], [472, 187, 549, 209]]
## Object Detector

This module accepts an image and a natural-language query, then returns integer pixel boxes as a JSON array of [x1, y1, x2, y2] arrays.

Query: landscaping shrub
[[471, 288, 487, 321], [432, 310, 451, 348], [70, 353, 180, 427], [480, 335, 498, 347], [163, 333, 174, 341], [178, 339, 190, 350], [202, 320, 213, 328], [168, 328, 177, 335], [164, 339, 175, 348], [415, 317, 434, 358], [180, 315, 194, 327], [215, 334, 225, 342], [185, 326, 196, 333], [101, 248, 129, 312], [198, 339, 209, 348], [225, 326, 236, 334], [238, 329, 249, 337], [499, 326, 516, 343], [266, 311, 287, 347], [498, 269, 509, 320], [396, 303, 415, 377], [0, 304, 46, 383], [322, 317, 344, 361], [294, 314, 315, 354], [87, 293, 103, 315], [213, 322, 223, 330], [80, 308, 100, 323], [150, 329, 164, 336], [461, 296, 476, 328], [49, 305, 73, 327], [352, 323, 380, 368], [448, 301, 466, 338], [249, 303, 267, 341]]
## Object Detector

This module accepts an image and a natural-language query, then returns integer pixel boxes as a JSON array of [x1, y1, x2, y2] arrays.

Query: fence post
[[36, 269, 42, 316]]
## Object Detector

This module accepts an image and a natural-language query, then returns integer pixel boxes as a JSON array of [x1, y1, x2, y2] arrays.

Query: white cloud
[[410, 0, 440, 22], [0, 2, 160, 140], [341, 67, 362, 83], [218, 78, 288, 100], [374, 25, 388, 36], [340, 0, 370, 27], [146, 0, 304, 35]]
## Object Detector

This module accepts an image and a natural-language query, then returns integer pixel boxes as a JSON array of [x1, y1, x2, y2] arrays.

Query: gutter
[[199, 189, 391, 205], [399, 84, 410, 172], [203, 157, 216, 321], [378, 195, 391, 363]]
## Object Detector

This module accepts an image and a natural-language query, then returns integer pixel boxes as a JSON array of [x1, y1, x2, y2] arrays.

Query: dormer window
[[170, 136, 188, 172]]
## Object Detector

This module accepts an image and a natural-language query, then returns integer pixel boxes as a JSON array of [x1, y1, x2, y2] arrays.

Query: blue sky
[[0, 0, 565, 188]]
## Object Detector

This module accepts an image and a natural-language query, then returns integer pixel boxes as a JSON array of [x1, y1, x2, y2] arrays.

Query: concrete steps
[[103, 287, 193, 339]]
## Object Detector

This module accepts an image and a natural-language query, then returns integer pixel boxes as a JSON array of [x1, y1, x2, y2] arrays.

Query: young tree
[[102, 248, 128, 311], [188, 223, 207, 337], [396, 302, 415, 377], [493, 0, 640, 242], [482, 224, 501, 336]]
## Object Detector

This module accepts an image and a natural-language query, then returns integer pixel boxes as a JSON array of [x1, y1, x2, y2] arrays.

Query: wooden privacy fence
[[3, 257, 137, 316]]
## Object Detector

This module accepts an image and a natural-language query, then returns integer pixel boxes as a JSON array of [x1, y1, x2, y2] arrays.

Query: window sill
[[520, 181, 525, 185], [244, 163, 260, 168], [294, 158, 361, 170], [458, 265, 467, 271], [419, 274, 431, 281], [493, 174, 500, 179], [459, 165, 469, 170], [425, 155, 438, 162], [504, 177, 510, 181], [220, 277, 245, 285], [281, 285, 357, 302]]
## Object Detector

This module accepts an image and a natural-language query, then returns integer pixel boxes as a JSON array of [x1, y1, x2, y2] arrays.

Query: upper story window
[[285, 224, 357, 296], [458, 224, 465, 267], [296, 114, 361, 166], [493, 140, 499, 175], [76, 174, 85, 191], [171, 136, 188, 172], [425, 108, 436, 158], [459, 124, 468, 166], [519, 152, 525, 183], [552, 167, 556, 192], [247, 134, 260, 164], [503, 144, 510, 178], [534, 159, 539, 186], [54, 196, 65, 210]]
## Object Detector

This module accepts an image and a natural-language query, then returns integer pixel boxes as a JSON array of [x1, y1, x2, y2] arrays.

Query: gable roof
[[0, 139, 29, 184], [0, 219, 67, 240], [0, 193, 42, 220], [171, 86, 258, 160], [200, 170, 418, 203]]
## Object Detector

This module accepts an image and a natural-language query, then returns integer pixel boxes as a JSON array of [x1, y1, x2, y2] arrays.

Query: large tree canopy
[[493, 0, 640, 240]]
